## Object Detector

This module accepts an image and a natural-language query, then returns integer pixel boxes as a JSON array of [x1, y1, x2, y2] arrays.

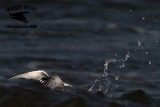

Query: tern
[[10, 70, 72, 91]]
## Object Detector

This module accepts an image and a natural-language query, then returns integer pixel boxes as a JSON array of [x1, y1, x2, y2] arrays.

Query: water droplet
[[120, 63, 125, 68], [129, 9, 132, 13], [125, 51, 130, 60], [138, 40, 142, 46], [88, 84, 94, 92], [115, 76, 119, 80], [149, 61, 151, 65], [98, 85, 102, 91], [142, 17, 145, 20], [104, 63, 108, 69], [122, 63, 125, 67], [145, 52, 148, 55], [146, 25, 151, 29]]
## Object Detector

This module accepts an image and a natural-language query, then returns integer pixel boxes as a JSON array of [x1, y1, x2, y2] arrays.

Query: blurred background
[[0, 0, 160, 107]]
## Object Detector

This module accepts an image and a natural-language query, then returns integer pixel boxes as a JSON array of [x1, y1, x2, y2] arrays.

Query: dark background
[[0, 0, 160, 107]]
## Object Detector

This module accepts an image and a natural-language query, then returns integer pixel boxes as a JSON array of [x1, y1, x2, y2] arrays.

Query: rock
[[120, 89, 153, 105], [55, 96, 88, 107], [108, 101, 125, 107]]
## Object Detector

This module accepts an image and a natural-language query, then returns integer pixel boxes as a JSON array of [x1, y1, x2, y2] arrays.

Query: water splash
[[137, 40, 145, 49], [88, 52, 130, 95], [120, 63, 125, 68], [88, 61, 119, 94], [104, 59, 117, 74], [118, 51, 130, 68], [117, 52, 129, 62]]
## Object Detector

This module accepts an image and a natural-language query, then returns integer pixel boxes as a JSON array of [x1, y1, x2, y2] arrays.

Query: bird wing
[[10, 70, 49, 81]]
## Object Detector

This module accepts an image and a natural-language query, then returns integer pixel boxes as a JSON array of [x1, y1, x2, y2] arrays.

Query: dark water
[[0, 0, 160, 107]]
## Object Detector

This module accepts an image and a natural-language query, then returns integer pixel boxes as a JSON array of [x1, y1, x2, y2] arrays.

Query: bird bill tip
[[64, 83, 73, 87]]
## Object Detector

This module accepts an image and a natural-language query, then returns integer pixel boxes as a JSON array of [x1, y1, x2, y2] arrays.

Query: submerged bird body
[[41, 74, 65, 90], [10, 70, 72, 91]]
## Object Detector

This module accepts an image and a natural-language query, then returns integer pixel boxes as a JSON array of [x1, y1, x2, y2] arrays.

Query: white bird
[[10, 70, 72, 91]]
